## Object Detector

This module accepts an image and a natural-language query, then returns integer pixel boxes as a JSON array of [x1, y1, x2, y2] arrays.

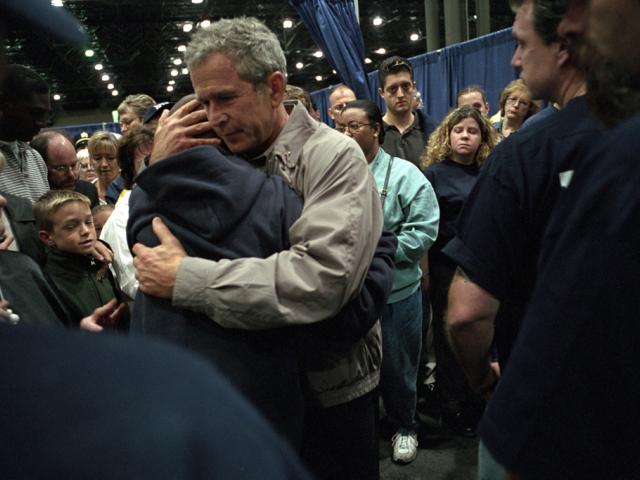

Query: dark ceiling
[[5, 0, 513, 116]]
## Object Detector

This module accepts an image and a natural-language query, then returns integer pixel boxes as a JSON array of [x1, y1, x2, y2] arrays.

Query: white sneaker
[[391, 431, 419, 464]]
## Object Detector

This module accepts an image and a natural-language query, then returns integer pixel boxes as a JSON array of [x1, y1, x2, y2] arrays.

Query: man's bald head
[[328, 85, 356, 120]]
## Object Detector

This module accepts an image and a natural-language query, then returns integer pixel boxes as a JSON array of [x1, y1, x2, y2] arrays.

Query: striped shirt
[[0, 141, 49, 203]]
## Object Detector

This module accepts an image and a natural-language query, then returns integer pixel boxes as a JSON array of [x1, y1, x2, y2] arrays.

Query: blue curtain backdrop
[[290, 0, 371, 100], [311, 28, 518, 125]]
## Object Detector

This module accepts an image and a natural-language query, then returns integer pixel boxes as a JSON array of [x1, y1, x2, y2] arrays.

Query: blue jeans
[[380, 287, 423, 432], [478, 440, 507, 480]]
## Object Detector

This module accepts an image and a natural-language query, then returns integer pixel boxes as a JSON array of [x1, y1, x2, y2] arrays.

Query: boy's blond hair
[[34, 190, 91, 232], [88, 131, 118, 158]]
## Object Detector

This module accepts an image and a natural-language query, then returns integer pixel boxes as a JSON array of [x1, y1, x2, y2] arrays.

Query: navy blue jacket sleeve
[[303, 230, 397, 342]]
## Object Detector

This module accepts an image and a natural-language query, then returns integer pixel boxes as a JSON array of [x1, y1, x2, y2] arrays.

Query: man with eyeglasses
[[378, 56, 437, 168], [327, 84, 356, 122], [31, 130, 99, 208]]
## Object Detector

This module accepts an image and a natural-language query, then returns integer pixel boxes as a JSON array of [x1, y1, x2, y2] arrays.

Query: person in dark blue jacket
[[128, 144, 396, 462]]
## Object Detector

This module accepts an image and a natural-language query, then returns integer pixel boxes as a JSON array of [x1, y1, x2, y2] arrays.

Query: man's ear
[[557, 37, 571, 68], [378, 87, 385, 98], [266, 71, 286, 108], [39, 230, 55, 246]]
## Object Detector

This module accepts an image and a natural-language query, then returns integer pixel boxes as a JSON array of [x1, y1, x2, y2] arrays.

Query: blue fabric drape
[[290, 0, 371, 100], [311, 28, 518, 125]]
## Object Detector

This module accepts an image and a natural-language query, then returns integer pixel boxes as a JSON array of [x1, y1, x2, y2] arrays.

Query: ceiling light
[[167, 85, 174, 92], [51, 0, 64, 7], [313, 50, 323, 58], [101, 74, 109, 81], [191, 0, 203, 3], [410, 33, 420, 41], [177, 45, 187, 52], [111, 90, 119, 96], [372, 16, 383, 26], [168, 80, 176, 85], [53, 94, 61, 101], [84, 49, 94, 57], [94, 63, 103, 71], [374, 48, 387, 55], [295, 62, 304, 70], [315, 75, 323, 81], [332, 69, 337, 74], [107, 83, 114, 89], [283, 19, 293, 29], [170, 69, 179, 77], [173, 58, 182, 66], [181, 68, 189, 75], [200, 20, 211, 28], [183, 23, 193, 33], [364, 57, 372, 64]]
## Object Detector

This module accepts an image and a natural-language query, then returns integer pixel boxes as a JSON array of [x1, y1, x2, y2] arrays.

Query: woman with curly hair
[[420, 105, 498, 437]]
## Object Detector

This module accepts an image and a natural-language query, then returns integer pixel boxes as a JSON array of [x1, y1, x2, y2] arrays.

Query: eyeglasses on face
[[331, 102, 348, 113], [49, 162, 79, 174], [335, 121, 375, 133], [506, 96, 530, 107]]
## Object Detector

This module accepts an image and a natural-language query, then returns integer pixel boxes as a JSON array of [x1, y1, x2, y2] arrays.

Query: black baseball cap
[[2, 0, 88, 46]]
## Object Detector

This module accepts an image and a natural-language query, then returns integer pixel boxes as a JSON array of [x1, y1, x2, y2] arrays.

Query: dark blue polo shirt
[[481, 112, 640, 480], [443, 96, 604, 367]]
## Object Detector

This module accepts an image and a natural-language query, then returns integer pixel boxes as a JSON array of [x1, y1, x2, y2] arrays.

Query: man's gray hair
[[185, 17, 287, 85]]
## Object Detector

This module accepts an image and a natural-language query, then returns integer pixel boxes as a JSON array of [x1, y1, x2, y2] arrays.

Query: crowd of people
[[1, 0, 639, 478]]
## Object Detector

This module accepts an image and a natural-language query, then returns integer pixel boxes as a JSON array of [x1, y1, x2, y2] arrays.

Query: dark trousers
[[301, 388, 379, 480], [430, 258, 475, 411]]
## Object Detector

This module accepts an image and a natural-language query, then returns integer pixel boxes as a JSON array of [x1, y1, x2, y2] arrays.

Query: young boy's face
[[41, 201, 96, 255]]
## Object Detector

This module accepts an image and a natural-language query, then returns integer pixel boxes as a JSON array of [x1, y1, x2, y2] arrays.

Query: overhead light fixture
[[283, 19, 293, 29], [94, 63, 103, 71], [173, 58, 182, 66], [181, 67, 189, 75], [84, 49, 94, 57], [191, 0, 203, 3], [170, 69, 179, 77], [177, 45, 187, 52], [51, 0, 64, 7], [295, 62, 304, 70], [315, 75, 323, 81], [410, 33, 420, 41], [313, 50, 323, 58], [101, 74, 109, 81], [107, 83, 114, 90], [167, 85, 174, 92], [168, 80, 176, 85], [53, 94, 61, 101], [111, 90, 119, 96], [374, 47, 387, 55], [183, 23, 193, 33], [372, 16, 383, 26], [364, 57, 372, 64], [200, 20, 211, 28]]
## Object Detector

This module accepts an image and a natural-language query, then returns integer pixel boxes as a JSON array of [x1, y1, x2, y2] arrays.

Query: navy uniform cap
[[1, 0, 87, 46]]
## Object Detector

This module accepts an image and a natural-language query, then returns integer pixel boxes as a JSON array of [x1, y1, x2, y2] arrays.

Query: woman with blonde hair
[[88, 131, 122, 204], [421, 105, 498, 437], [494, 79, 539, 138]]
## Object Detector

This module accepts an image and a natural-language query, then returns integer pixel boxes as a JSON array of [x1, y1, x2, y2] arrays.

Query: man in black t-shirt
[[443, 1, 604, 476], [444, 0, 600, 394], [477, 0, 640, 477]]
